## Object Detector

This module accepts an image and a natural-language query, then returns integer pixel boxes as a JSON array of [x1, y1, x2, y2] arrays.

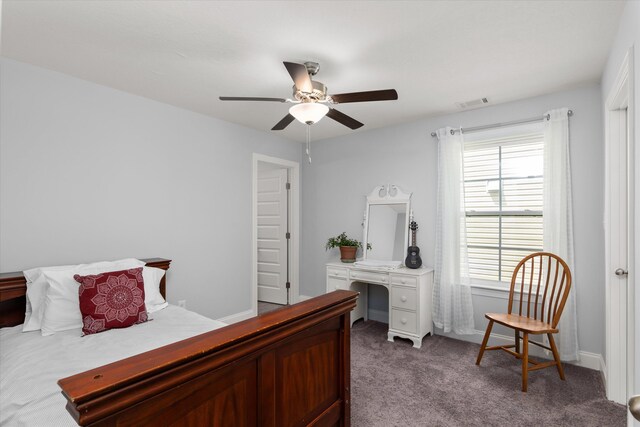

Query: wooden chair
[[475, 252, 572, 392]]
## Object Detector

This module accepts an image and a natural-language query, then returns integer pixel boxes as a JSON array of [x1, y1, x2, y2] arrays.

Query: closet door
[[257, 167, 289, 304]]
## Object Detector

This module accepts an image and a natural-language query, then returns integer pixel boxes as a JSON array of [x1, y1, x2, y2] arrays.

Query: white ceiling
[[1, 1, 625, 142]]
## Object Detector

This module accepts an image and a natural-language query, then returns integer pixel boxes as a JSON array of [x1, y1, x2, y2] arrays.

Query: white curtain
[[433, 127, 475, 335], [543, 107, 579, 361]]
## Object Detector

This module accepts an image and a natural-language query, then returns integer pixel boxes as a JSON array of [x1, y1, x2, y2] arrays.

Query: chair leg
[[476, 320, 494, 365], [515, 330, 520, 356], [522, 332, 528, 392], [548, 333, 565, 380]]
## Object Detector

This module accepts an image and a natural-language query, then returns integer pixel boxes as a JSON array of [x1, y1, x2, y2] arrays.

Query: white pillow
[[40, 259, 146, 336], [23, 263, 79, 332], [142, 266, 168, 313]]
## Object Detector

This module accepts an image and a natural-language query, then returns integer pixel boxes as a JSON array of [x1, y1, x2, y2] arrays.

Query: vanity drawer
[[391, 309, 417, 334], [327, 267, 348, 280], [327, 276, 349, 291], [349, 270, 388, 285], [390, 275, 418, 287], [391, 286, 417, 311]]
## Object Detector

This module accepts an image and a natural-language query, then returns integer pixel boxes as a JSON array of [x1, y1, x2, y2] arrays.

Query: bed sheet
[[0, 305, 227, 427]]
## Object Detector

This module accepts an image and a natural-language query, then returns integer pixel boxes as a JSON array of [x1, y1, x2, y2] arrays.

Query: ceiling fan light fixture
[[289, 103, 329, 125]]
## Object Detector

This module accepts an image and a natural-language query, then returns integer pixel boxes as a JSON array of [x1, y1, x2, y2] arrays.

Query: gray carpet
[[351, 320, 626, 427]]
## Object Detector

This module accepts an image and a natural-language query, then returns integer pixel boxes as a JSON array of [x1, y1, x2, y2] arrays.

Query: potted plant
[[325, 232, 371, 263]]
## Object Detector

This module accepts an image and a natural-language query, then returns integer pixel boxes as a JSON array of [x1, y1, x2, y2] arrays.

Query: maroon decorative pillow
[[73, 267, 148, 335]]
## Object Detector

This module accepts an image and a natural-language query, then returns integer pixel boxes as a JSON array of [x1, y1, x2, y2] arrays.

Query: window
[[463, 129, 544, 284]]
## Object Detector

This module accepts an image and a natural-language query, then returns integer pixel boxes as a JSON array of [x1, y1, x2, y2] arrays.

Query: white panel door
[[606, 107, 630, 405], [257, 168, 288, 304]]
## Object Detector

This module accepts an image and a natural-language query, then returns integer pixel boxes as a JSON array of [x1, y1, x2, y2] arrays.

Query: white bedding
[[0, 305, 227, 427]]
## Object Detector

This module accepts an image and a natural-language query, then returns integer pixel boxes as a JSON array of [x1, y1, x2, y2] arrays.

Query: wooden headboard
[[0, 258, 171, 328]]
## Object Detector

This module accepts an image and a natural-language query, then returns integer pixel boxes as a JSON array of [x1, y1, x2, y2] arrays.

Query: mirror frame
[[362, 185, 412, 263]]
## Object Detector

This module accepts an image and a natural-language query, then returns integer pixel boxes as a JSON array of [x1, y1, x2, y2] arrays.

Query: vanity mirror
[[362, 185, 412, 265]]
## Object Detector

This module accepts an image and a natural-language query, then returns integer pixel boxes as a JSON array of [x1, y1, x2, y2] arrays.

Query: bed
[[0, 258, 358, 426]]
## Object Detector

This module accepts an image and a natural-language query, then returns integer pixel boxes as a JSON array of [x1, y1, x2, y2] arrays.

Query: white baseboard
[[599, 354, 608, 389], [437, 328, 603, 371], [576, 350, 604, 372], [219, 295, 314, 324], [217, 309, 255, 324]]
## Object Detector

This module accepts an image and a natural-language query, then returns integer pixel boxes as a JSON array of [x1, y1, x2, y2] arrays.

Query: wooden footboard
[[58, 290, 358, 427]]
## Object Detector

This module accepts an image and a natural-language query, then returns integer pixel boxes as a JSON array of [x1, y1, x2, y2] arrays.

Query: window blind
[[463, 132, 544, 283]]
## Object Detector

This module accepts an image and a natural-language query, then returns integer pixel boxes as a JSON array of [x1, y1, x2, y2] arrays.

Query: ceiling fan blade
[[283, 62, 313, 93], [327, 108, 364, 130], [330, 89, 398, 104], [272, 114, 296, 131], [219, 96, 287, 102]]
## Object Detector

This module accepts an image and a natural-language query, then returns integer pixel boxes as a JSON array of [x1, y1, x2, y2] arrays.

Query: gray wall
[[301, 85, 605, 356], [0, 58, 301, 320], [0, 56, 607, 356]]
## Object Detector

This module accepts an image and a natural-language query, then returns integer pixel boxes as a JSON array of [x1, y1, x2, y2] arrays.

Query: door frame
[[252, 153, 300, 315], [604, 46, 635, 410]]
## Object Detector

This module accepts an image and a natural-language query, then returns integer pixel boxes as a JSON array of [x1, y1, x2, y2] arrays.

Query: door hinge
[[286, 182, 291, 190], [286, 281, 291, 289], [286, 232, 291, 239]]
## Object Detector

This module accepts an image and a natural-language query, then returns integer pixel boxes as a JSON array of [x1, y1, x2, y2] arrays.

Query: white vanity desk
[[326, 262, 433, 348]]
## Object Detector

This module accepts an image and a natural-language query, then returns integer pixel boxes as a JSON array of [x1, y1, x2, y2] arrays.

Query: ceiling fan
[[219, 61, 398, 131]]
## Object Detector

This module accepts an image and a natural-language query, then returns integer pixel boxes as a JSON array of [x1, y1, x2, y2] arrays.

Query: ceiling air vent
[[456, 97, 489, 109]]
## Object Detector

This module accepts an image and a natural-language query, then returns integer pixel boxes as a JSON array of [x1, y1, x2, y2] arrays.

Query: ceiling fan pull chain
[[306, 124, 312, 164]]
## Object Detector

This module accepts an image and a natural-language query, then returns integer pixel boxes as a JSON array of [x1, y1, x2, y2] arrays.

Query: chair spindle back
[[507, 252, 572, 328]]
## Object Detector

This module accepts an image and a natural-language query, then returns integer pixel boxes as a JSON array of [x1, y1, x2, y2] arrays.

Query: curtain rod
[[430, 109, 573, 137]]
